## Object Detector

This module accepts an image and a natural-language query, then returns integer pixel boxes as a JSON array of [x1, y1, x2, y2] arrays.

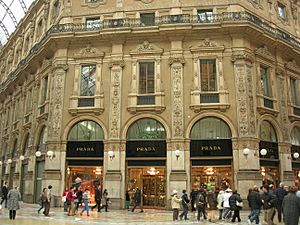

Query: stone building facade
[[0, 0, 300, 209]]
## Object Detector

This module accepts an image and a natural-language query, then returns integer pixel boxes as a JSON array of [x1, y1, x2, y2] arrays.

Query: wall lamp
[[35, 151, 42, 157], [46, 150, 55, 160], [293, 152, 299, 159], [108, 150, 115, 161], [7, 159, 12, 164], [0, 161, 2, 165], [175, 149, 180, 160], [19, 155, 25, 161], [260, 148, 267, 157], [243, 148, 250, 156]]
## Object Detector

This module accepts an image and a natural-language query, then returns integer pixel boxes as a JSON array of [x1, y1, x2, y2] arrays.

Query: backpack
[[197, 193, 205, 208]]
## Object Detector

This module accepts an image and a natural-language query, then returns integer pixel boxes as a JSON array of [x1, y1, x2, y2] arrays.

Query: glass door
[[35, 161, 45, 203]]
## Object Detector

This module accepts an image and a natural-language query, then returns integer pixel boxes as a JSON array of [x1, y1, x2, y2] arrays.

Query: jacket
[[134, 189, 141, 203], [7, 189, 21, 210], [261, 192, 276, 209], [217, 191, 224, 209], [247, 190, 262, 210], [229, 193, 242, 211], [171, 195, 181, 209], [181, 193, 189, 206]]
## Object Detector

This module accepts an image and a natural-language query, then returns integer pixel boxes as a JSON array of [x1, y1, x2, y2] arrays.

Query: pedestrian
[[179, 189, 189, 220], [247, 185, 262, 225], [67, 187, 75, 216], [222, 188, 232, 220], [261, 185, 276, 225], [62, 187, 69, 212], [37, 187, 47, 214], [217, 190, 225, 220], [196, 188, 207, 221], [125, 189, 130, 210], [131, 187, 143, 212], [229, 190, 242, 222], [73, 187, 79, 214], [7, 186, 21, 220], [43, 185, 52, 216], [77, 186, 83, 207], [91, 185, 101, 212], [190, 189, 197, 211], [274, 182, 287, 223], [171, 190, 181, 221], [80, 189, 90, 216], [99, 189, 109, 212], [282, 186, 300, 225], [1, 181, 8, 208]]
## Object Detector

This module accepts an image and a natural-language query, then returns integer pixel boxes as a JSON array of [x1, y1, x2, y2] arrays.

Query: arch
[[36, 125, 47, 151], [12, 138, 18, 158], [259, 120, 277, 142], [258, 115, 283, 142], [291, 126, 300, 146], [126, 118, 166, 140], [68, 120, 104, 141], [186, 112, 237, 139], [21, 133, 30, 156], [121, 113, 171, 140], [63, 116, 108, 141]]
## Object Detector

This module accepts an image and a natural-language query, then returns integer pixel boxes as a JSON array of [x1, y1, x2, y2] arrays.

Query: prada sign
[[190, 139, 232, 157], [126, 140, 166, 157], [67, 141, 104, 157]]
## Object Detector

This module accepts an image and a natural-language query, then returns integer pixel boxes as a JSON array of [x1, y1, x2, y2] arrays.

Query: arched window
[[190, 117, 231, 139], [68, 120, 103, 141], [12, 139, 18, 158], [260, 121, 277, 142], [37, 127, 47, 151], [126, 118, 166, 140], [291, 126, 300, 146], [22, 134, 30, 156]]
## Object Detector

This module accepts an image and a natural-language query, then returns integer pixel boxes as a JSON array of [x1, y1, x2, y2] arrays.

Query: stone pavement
[[0, 203, 285, 225]]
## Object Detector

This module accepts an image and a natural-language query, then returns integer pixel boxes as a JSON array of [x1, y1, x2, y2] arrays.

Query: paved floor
[[0, 203, 285, 225]]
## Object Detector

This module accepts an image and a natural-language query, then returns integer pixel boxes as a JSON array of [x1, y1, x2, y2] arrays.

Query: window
[[290, 78, 299, 106], [197, 9, 213, 23], [278, 2, 286, 19], [12, 139, 18, 158], [139, 62, 155, 94], [37, 20, 43, 38], [25, 89, 32, 113], [86, 18, 100, 29], [260, 65, 272, 97], [41, 76, 48, 103], [140, 13, 155, 26], [52, 0, 60, 18], [68, 120, 104, 141], [37, 127, 47, 151], [80, 65, 96, 96], [200, 59, 217, 92]]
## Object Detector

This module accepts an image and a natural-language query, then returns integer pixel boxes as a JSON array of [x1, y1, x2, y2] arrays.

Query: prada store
[[66, 120, 104, 199], [125, 118, 167, 208], [190, 117, 233, 191]]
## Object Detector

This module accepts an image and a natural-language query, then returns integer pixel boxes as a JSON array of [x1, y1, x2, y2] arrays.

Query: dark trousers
[[131, 201, 143, 212], [44, 201, 50, 216], [277, 203, 283, 222], [9, 210, 16, 220], [179, 204, 188, 220], [99, 203, 108, 212], [191, 199, 196, 211], [173, 208, 179, 221], [231, 210, 241, 222], [38, 201, 44, 213], [197, 207, 207, 221], [91, 200, 101, 212], [1, 197, 7, 208]]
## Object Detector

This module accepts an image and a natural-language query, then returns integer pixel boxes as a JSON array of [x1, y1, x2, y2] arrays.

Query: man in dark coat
[[282, 186, 300, 225], [1, 181, 8, 208], [190, 189, 197, 211], [274, 182, 287, 223], [131, 187, 143, 212], [261, 185, 277, 225], [247, 185, 262, 225], [91, 185, 101, 212], [179, 189, 190, 220]]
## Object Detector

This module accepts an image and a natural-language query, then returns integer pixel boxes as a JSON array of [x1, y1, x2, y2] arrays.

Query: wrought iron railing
[[2, 11, 300, 90]]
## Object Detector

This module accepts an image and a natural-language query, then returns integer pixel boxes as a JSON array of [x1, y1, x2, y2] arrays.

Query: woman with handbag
[[38, 188, 47, 214], [229, 190, 243, 223]]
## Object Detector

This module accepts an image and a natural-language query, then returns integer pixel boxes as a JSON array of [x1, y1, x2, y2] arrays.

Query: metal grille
[[78, 98, 95, 107], [137, 96, 155, 105], [200, 93, 219, 103], [263, 98, 274, 109]]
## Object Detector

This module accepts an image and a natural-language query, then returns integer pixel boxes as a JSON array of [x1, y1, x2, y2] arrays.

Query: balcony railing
[[137, 95, 155, 105], [2, 11, 300, 90], [200, 93, 220, 103]]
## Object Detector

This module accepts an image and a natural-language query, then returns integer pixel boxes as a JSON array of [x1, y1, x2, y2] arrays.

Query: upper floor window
[[260, 65, 272, 98], [80, 65, 96, 96], [139, 62, 155, 94], [68, 120, 104, 141], [37, 20, 43, 38], [200, 59, 217, 92], [278, 2, 286, 19], [140, 13, 155, 26], [25, 89, 32, 113], [52, 0, 60, 18], [40, 75, 49, 104], [37, 126, 47, 151], [290, 77, 299, 106], [197, 9, 213, 23], [86, 18, 100, 29]]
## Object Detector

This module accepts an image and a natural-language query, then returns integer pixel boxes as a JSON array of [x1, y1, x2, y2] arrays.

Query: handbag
[[236, 200, 243, 208]]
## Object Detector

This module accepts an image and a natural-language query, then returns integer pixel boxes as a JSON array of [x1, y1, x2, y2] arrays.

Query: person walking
[[1, 181, 8, 208], [43, 185, 52, 216], [67, 187, 75, 216], [38, 188, 47, 214], [7, 186, 21, 220], [229, 190, 242, 222], [282, 186, 300, 225], [179, 189, 190, 220], [131, 187, 143, 212], [190, 189, 197, 211], [261, 185, 276, 225], [274, 182, 287, 223], [247, 185, 262, 225], [80, 189, 90, 216], [91, 185, 101, 212], [99, 189, 109, 212], [125, 189, 130, 210], [196, 188, 207, 222], [62, 188, 69, 212], [222, 188, 232, 220], [171, 190, 181, 221], [217, 190, 225, 220]]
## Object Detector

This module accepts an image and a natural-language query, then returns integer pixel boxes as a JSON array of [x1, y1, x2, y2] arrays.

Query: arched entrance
[[291, 126, 300, 184], [190, 117, 233, 193], [259, 120, 279, 187], [66, 120, 104, 201], [126, 118, 167, 208]]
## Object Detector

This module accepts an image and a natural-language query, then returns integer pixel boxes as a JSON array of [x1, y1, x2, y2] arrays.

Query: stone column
[[231, 50, 262, 199], [105, 56, 125, 209]]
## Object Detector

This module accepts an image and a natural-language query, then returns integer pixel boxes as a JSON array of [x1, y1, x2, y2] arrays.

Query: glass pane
[[86, 18, 100, 28], [23, 134, 29, 156], [80, 65, 96, 96], [260, 66, 272, 97], [200, 59, 216, 92], [126, 118, 166, 140], [291, 126, 300, 146], [260, 121, 277, 142], [139, 62, 155, 94], [191, 117, 231, 139], [290, 78, 299, 105], [68, 120, 104, 141]]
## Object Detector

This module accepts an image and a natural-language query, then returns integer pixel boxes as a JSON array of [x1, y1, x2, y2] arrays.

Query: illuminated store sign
[[190, 139, 232, 157], [67, 141, 104, 157], [126, 140, 166, 157]]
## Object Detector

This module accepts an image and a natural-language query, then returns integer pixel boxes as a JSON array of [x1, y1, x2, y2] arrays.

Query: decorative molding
[[108, 60, 125, 68], [169, 56, 185, 65], [247, 0, 263, 9], [285, 59, 300, 74], [254, 45, 275, 62], [130, 41, 163, 55], [231, 51, 254, 64], [74, 45, 105, 59], [190, 38, 225, 53], [277, 75, 289, 141], [135, 0, 154, 3]]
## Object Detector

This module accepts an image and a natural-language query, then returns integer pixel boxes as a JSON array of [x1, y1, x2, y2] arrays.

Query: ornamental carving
[[190, 38, 224, 53], [254, 45, 275, 62], [75, 45, 105, 59], [169, 56, 185, 65], [135, 0, 154, 3], [130, 41, 163, 55], [231, 51, 254, 64], [277, 76, 289, 141], [285, 59, 300, 73], [291, 1, 298, 20]]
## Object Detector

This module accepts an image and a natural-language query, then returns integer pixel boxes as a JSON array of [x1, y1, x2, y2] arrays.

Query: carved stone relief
[[130, 41, 163, 55], [74, 45, 105, 59], [277, 75, 289, 141]]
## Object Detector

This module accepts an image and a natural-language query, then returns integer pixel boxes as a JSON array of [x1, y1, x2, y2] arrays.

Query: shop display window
[[260, 166, 279, 187]]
